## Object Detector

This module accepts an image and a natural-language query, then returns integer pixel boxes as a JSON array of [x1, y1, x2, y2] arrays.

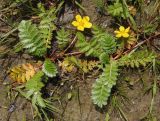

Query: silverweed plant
[[5, 0, 160, 120]]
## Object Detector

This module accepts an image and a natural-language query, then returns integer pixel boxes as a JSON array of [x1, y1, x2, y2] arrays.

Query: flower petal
[[125, 27, 130, 33], [72, 21, 79, 27], [84, 22, 92, 28], [76, 15, 82, 22], [116, 33, 122, 38], [114, 30, 120, 34], [77, 26, 84, 31], [122, 33, 129, 38], [119, 26, 125, 32], [83, 16, 90, 21]]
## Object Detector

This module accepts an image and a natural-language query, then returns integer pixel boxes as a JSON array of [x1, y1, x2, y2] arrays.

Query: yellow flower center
[[79, 21, 85, 26]]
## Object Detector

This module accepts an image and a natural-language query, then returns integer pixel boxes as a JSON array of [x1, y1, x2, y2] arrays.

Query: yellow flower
[[114, 26, 130, 38], [72, 15, 92, 31]]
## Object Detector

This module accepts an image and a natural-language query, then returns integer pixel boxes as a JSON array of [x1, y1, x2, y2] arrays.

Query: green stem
[[120, 0, 137, 30], [149, 59, 157, 113]]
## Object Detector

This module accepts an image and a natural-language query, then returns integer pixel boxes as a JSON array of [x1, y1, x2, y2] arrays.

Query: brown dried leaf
[[126, 31, 137, 49], [58, 57, 99, 73], [128, 6, 137, 16], [9, 63, 37, 83]]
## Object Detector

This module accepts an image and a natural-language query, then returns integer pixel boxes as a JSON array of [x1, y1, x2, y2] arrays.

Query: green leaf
[[37, 93, 46, 108], [25, 89, 35, 99], [56, 28, 70, 49], [25, 71, 44, 92], [42, 59, 58, 78], [32, 92, 37, 106], [92, 26, 117, 54], [38, 3, 56, 49], [18, 20, 47, 56], [108, 2, 123, 17], [144, 23, 158, 34], [76, 27, 117, 65], [92, 61, 118, 107], [99, 53, 109, 64], [38, 11, 56, 49], [118, 49, 156, 68], [17, 4, 57, 57], [76, 32, 101, 58]]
